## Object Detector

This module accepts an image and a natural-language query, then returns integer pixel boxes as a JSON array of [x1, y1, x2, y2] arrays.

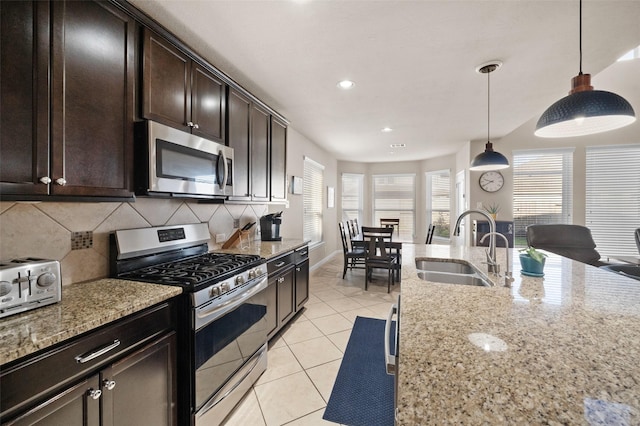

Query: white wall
[[271, 127, 339, 266]]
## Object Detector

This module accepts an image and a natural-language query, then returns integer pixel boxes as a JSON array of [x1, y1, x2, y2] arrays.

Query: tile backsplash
[[0, 198, 267, 286]]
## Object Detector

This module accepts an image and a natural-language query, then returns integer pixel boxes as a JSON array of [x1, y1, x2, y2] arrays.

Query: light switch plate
[[216, 233, 226, 243]]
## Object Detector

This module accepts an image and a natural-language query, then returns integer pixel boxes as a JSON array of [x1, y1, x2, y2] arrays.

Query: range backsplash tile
[[0, 199, 267, 286]]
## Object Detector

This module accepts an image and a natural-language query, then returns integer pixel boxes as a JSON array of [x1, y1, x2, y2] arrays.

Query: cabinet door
[[277, 269, 295, 326], [191, 63, 225, 143], [266, 279, 278, 339], [8, 375, 101, 426], [0, 1, 49, 195], [270, 117, 287, 202], [227, 89, 251, 199], [295, 259, 309, 311], [250, 104, 270, 201], [142, 28, 191, 133], [101, 332, 177, 426], [50, 0, 134, 197]]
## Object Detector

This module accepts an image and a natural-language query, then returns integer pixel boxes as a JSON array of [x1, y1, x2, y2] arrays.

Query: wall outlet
[[233, 219, 240, 228], [476, 202, 483, 209], [215, 233, 226, 243]]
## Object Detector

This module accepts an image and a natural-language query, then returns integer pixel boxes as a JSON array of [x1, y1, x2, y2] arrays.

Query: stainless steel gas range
[[110, 223, 268, 426]]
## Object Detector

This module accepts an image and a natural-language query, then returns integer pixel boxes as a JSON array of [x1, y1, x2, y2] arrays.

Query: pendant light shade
[[535, 0, 635, 138], [469, 61, 509, 171], [470, 142, 509, 171]]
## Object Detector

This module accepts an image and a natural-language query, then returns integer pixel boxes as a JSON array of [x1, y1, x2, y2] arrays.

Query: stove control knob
[[255, 267, 264, 276], [209, 286, 220, 298], [0, 281, 12, 297], [37, 272, 56, 288], [235, 276, 245, 285], [220, 283, 230, 293], [248, 269, 255, 279]]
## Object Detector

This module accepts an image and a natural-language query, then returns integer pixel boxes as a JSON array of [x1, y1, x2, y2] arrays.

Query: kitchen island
[[398, 244, 640, 425]]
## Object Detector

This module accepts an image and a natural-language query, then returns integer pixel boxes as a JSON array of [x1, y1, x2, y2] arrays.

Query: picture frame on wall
[[327, 186, 335, 208], [291, 176, 303, 194]]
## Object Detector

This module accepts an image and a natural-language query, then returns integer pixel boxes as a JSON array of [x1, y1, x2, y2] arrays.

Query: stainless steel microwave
[[135, 121, 233, 198]]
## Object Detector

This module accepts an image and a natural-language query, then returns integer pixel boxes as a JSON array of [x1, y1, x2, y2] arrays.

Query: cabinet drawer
[[1, 302, 175, 420], [267, 252, 294, 276], [294, 246, 309, 265]]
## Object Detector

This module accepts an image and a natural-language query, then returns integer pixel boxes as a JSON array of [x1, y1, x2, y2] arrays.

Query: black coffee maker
[[260, 212, 282, 241]]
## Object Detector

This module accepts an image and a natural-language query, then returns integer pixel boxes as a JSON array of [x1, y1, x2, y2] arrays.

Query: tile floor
[[223, 252, 400, 426]]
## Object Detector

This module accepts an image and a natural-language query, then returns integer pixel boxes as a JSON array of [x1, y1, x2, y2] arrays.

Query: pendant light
[[535, 0, 635, 138], [470, 61, 509, 171]]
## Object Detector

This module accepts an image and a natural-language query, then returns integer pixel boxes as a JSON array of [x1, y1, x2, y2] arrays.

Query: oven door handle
[[195, 277, 268, 328], [385, 301, 398, 375]]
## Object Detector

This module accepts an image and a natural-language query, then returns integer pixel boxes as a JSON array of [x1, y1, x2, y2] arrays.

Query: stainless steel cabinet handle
[[277, 277, 285, 284], [274, 261, 285, 268], [55, 178, 66, 186], [87, 389, 102, 400], [296, 267, 301, 272], [103, 379, 116, 391], [193, 123, 199, 129], [187, 121, 194, 127], [39, 177, 51, 184], [75, 339, 121, 363], [299, 250, 308, 256]]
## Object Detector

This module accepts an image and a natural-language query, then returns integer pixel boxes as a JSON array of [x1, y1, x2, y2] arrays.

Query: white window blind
[[426, 170, 451, 240], [373, 174, 415, 242], [341, 173, 363, 224], [513, 148, 574, 247], [586, 144, 640, 257], [303, 157, 324, 244]]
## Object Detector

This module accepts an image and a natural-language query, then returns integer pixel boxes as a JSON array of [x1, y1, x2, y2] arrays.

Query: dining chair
[[353, 218, 360, 236], [362, 226, 393, 242], [526, 224, 609, 267], [379, 218, 400, 237], [635, 228, 640, 254], [347, 219, 357, 238], [364, 236, 399, 293], [426, 224, 435, 244], [339, 222, 365, 278]]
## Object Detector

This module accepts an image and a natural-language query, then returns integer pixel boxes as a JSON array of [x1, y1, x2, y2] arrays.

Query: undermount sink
[[415, 258, 492, 287], [415, 259, 476, 274], [417, 271, 491, 286]]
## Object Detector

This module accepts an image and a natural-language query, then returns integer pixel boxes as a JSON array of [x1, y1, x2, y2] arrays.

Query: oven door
[[143, 120, 233, 197], [193, 277, 268, 419]]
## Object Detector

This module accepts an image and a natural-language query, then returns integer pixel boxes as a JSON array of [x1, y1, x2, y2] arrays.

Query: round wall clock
[[479, 171, 504, 193]]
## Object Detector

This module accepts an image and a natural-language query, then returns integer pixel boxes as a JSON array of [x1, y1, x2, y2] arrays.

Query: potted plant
[[483, 202, 500, 220], [519, 247, 548, 276]]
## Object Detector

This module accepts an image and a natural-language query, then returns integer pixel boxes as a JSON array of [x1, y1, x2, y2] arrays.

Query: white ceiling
[[129, 0, 640, 163]]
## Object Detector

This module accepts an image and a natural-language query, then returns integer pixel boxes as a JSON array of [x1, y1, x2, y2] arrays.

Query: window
[[513, 148, 574, 247], [372, 174, 415, 242], [426, 170, 450, 240], [341, 173, 363, 224], [303, 156, 324, 245], [586, 144, 640, 257]]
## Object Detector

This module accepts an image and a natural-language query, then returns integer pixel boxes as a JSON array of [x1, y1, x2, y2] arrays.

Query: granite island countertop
[[0, 279, 182, 366], [397, 244, 640, 425]]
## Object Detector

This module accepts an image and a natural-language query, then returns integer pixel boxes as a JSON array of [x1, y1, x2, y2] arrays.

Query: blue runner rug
[[323, 316, 395, 426]]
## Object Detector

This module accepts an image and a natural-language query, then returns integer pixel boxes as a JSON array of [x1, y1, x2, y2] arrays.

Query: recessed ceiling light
[[337, 80, 355, 89], [381, 127, 393, 133], [390, 143, 406, 148]]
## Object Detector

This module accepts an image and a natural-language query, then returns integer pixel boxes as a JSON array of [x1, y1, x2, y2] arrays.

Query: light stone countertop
[[215, 238, 308, 259], [0, 279, 182, 366], [397, 244, 640, 425]]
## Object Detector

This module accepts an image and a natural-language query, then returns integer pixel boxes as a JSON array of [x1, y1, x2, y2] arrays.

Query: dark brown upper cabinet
[[50, 1, 135, 198], [250, 104, 270, 202], [0, 1, 50, 196], [0, 0, 135, 199], [227, 88, 252, 199], [227, 88, 271, 202], [142, 28, 225, 144], [270, 117, 287, 202]]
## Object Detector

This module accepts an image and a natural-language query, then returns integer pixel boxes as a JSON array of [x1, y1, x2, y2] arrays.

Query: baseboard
[[310, 249, 341, 271]]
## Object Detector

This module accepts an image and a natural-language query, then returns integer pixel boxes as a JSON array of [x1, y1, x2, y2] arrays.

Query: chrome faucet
[[453, 209, 497, 273], [480, 232, 514, 287]]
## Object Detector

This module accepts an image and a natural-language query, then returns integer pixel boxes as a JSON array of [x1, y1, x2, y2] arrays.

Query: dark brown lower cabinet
[[277, 269, 295, 326], [295, 250, 309, 311], [266, 252, 295, 340], [1, 303, 177, 426]]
